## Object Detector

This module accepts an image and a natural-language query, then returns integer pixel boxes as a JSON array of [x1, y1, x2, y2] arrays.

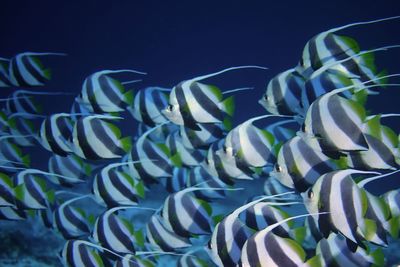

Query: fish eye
[[205, 158, 209, 165], [264, 94, 268, 101], [307, 189, 314, 199], [167, 104, 173, 112], [301, 123, 305, 132], [274, 163, 282, 173]]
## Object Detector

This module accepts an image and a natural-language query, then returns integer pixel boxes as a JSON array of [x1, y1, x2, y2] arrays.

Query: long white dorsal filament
[[192, 65, 268, 82]]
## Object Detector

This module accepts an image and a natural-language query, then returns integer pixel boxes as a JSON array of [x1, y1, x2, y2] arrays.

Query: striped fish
[[135, 122, 178, 143], [161, 187, 214, 237], [61, 240, 111, 267], [0, 57, 11, 87], [92, 206, 148, 255], [39, 113, 74, 156], [302, 169, 386, 248], [92, 162, 145, 207], [0, 206, 27, 221], [186, 166, 228, 200], [79, 69, 144, 113], [162, 167, 188, 193], [5, 90, 41, 115], [270, 135, 338, 192], [145, 213, 192, 251], [0, 172, 15, 207], [219, 114, 280, 168], [263, 177, 297, 201], [202, 140, 253, 182], [239, 213, 322, 267], [162, 66, 265, 130], [12, 169, 54, 210], [53, 196, 92, 239], [48, 154, 91, 187], [0, 140, 30, 173], [127, 123, 177, 184], [209, 194, 292, 267], [70, 96, 94, 121], [166, 131, 205, 167], [295, 16, 400, 77], [71, 115, 131, 160], [240, 202, 306, 244], [129, 86, 170, 127], [300, 87, 368, 153], [7, 116, 40, 146], [347, 115, 399, 170], [259, 69, 306, 116], [179, 122, 227, 150], [114, 255, 155, 267], [383, 189, 400, 218], [9, 52, 66, 87], [316, 233, 384, 267]]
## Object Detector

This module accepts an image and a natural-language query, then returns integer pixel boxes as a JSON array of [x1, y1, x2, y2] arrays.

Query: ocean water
[[1, 0, 400, 266]]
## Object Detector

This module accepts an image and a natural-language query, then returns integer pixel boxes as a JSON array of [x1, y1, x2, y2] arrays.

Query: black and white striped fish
[[48, 154, 91, 187], [54, 196, 92, 239], [127, 123, 177, 184], [302, 169, 386, 248], [186, 166, 228, 200], [240, 202, 306, 244], [129, 86, 170, 127], [209, 194, 292, 267], [92, 161, 145, 207], [0, 206, 26, 221], [270, 135, 339, 192], [135, 122, 178, 143], [145, 213, 192, 251], [0, 172, 15, 207], [162, 66, 265, 130], [92, 206, 147, 255], [239, 213, 322, 267], [0, 140, 30, 173], [296, 16, 400, 77], [0, 57, 11, 87], [161, 187, 214, 237], [179, 122, 227, 150], [347, 115, 399, 170], [39, 113, 74, 156], [7, 116, 40, 146], [259, 69, 306, 116], [60, 240, 111, 267], [162, 167, 188, 193], [9, 52, 66, 87], [299, 87, 368, 153], [72, 115, 131, 160], [78, 69, 144, 113], [219, 114, 280, 168], [383, 189, 400, 218], [114, 254, 155, 267], [166, 131, 205, 167], [316, 233, 384, 267]]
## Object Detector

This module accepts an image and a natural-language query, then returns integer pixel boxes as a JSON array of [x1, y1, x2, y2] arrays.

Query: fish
[[92, 206, 149, 255], [162, 167, 189, 193], [0, 206, 27, 221], [60, 240, 112, 267], [302, 169, 387, 248], [161, 186, 215, 237], [92, 161, 145, 207], [218, 114, 283, 168], [129, 86, 170, 127], [186, 166, 229, 200], [179, 122, 228, 150], [166, 130, 205, 167], [259, 69, 306, 116], [239, 213, 323, 267], [0, 172, 16, 207], [346, 114, 399, 170], [296, 16, 400, 77], [48, 154, 91, 187], [9, 52, 66, 87], [208, 193, 293, 267], [71, 114, 131, 160], [270, 135, 339, 192], [315, 233, 384, 267], [0, 57, 11, 87], [53, 195, 93, 239], [39, 113, 74, 156], [0, 139, 30, 173], [162, 66, 266, 130], [78, 69, 144, 114], [145, 213, 192, 251]]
